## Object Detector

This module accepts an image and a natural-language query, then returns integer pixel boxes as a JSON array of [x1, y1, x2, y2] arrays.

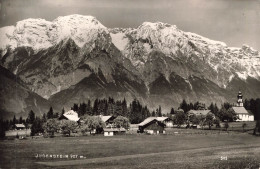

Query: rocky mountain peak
[[0, 14, 110, 53]]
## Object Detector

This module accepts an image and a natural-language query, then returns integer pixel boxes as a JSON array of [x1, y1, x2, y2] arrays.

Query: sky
[[0, 0, 259, 50]]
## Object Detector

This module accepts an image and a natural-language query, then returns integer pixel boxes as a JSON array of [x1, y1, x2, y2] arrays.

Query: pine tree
[[152, 111, 156, 116], [27, 110, 35, 124], [31, 117, 44, 136], [170, 108, 175, 114], [180, 99, 189, 113], [86, 100, 92, 115], [72, 104, 79, 112], [158, 106, 162, 117], [47, 107, 54, 119], [78, 103, 87, 116], [19, 116, 23, 124], [42, 113, 47, 123], [122, 98, 127, 117], [93, 99, 99, 115]]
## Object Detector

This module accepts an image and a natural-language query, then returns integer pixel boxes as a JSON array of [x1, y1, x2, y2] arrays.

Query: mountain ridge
[[0, 14, 259, 116]]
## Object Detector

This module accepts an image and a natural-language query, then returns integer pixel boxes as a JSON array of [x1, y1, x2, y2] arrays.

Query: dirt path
[[36, 143, 260, 167]]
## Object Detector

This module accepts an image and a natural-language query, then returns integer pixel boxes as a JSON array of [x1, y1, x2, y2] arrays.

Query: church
[[231, 91, 254, 121]]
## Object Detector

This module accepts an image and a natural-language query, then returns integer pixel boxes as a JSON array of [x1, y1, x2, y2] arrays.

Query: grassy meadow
[[0, 122, 260, 169]]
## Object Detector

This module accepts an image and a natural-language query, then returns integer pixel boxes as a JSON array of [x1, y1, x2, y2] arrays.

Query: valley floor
[[0, 129, 260, 169]]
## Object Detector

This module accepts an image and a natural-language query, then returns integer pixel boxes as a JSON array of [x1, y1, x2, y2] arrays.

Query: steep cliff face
[[0, 66, 51, 119], [0, 15, 259, 115], [110, 22, 260, 88]]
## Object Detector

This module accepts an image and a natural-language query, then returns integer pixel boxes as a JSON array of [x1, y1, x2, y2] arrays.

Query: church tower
[[236, 91, 243, 107]]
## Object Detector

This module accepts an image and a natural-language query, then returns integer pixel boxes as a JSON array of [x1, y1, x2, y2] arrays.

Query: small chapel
[[231, 91, 254, 121]]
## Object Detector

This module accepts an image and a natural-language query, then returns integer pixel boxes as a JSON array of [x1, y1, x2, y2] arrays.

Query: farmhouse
[[59, 110, 80, 122], [187, 109, 214, 117], [232, 91, 254, 121], [99, 115, 116, 127], [14, 124, 26, 130], [138, 117, 165, 134], [103, 128, 126, 136], [147, 117, 173, 128]]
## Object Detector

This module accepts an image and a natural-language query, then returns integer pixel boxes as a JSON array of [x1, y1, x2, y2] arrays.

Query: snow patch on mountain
[[111, 21, 260, 84], [236, 72, 248, 80], [0, 26, 16, 53], [0, 15, 109, 51], [110, 32, 128, 51]]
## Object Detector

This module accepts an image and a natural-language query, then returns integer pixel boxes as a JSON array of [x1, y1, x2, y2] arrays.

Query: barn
[[138, 118, 165, 134]]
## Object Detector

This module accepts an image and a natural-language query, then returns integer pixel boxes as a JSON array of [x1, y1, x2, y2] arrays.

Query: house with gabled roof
[[59, 110, 80, 122], [14, 124, 26, 130], [187, 109, 214, 118], [138, 117, 165, 134], [98, 115, 116, 127]]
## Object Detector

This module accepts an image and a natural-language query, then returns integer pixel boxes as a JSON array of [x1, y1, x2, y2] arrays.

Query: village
[[2, 91, 259, 139], [1, 93, 260, 169]]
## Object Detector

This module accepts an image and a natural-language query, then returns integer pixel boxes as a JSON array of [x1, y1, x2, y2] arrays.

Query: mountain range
[[0, 14, 259, 119]]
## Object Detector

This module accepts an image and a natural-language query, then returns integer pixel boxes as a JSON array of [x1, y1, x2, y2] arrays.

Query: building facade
[[232, 91, 254, 121]]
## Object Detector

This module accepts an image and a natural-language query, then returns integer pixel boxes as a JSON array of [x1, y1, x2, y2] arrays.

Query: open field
[[1, 128, 260, 169]]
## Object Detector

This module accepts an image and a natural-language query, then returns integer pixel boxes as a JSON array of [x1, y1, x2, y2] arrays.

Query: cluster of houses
[[13, 91, 254, 136]]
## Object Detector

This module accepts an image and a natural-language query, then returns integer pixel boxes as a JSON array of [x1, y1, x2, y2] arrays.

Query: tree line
[[1, 97, 260, 138]]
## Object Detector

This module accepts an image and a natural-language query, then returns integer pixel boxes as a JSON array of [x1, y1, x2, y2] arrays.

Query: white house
[[103, 128, 126, 136]]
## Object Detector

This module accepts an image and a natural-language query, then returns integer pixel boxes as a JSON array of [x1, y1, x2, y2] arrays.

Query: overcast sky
[[0, 0, 259, 50]]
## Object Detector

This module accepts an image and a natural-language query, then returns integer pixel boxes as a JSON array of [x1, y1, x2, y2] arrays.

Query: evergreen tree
[[155, 108, 159, 117], [47, 107, 54, 119], [122, 98, 127, 117], [78, 103, 87, 116], [170, 108, 175, 115], [19, 116, 23, 124], [12, 115, 17, 125], [31, 117, 44, 136], [42, 113, 47, 123], [72, 104, 79, 112], [27, 110, 35, 124], [152, 111, 156, 116], [179, 99, 189, 113], [93, 99, 99, 115], [158, 106, 162, 117], [223, 102, 232, 110], [244, 99, 250, 110], [189, 103, 194, 110], [86, 100, 92, 115], [0, 119, 6, 139]]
